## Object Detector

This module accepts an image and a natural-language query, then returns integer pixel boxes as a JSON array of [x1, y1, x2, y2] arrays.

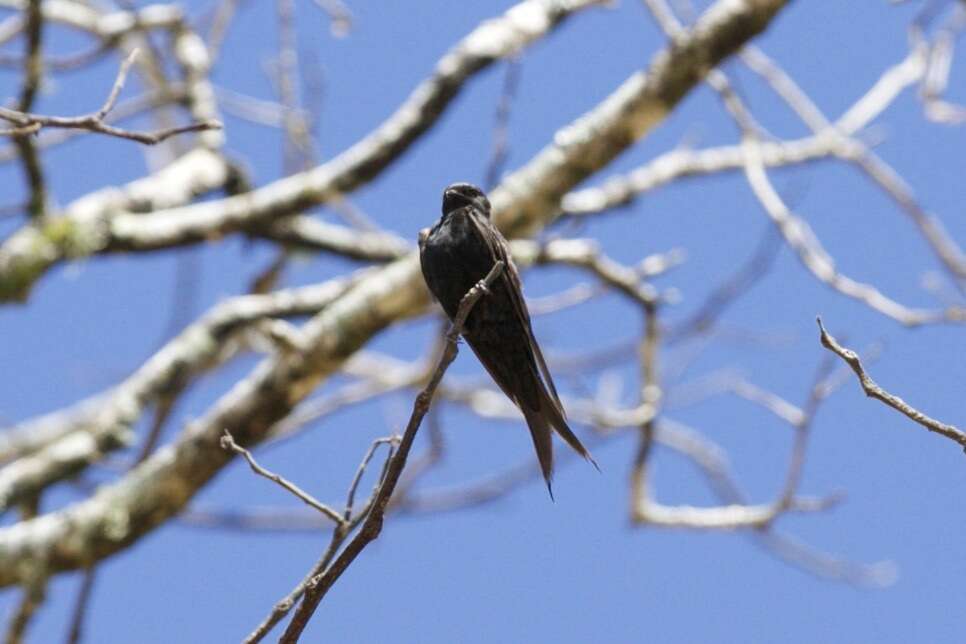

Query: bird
[[418, 182, 597, 497]]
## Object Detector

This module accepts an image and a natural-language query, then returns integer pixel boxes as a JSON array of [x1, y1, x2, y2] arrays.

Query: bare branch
[[3, 497, 46, 644], [220, 431, 342, 524], [255, 216, 411, 261], [0, 50, 222, 145], [739, 43, 966, 288], [0, 0, 792, 587], [0, 146, 236, 302], [65, 568, 96, 644], [483, 58, 521, 190], [756, 531, 897, 587], [243, 437, 396, 644], [564, 37, 966, 297], [919, 6, 966, 124], [0, 0, 787, 303], [817, 318, 966, 449], [0, 0, 605, 305], [741, 135, 966, 326], [311, 0, 353, 37], [560, 134, 838, 217], [178, 507, 330, 533], [0, 275, 357, 512], [0, 86, 190, 163], [660, 418, 894, 586], [10, 0, 45, 218], [667, 226, 780, 343], [4, 578, 45, 644], [279, 261, 505, 642]]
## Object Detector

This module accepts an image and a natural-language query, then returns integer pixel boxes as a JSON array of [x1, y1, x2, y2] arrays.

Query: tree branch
[[0, 0, 603, 302], [0, 49, 221, 144], [279, 261, 505, 642], [220, 431, 342, 524], [817, 318, 966, 449], [0, 0, 792, 587]]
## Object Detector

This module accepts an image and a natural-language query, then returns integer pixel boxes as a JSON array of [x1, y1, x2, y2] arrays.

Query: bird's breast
[[426, 213, 490, 265], [421, 211, 501, 320]]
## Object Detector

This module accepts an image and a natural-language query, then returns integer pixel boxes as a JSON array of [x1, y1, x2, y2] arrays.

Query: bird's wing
[[465, 207, 598, 473], [465, 210, 564, 411]]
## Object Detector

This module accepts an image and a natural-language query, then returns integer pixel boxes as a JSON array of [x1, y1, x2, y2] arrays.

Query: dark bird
[[419, 182, 597, 496]]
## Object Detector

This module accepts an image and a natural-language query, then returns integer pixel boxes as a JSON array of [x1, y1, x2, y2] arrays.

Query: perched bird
[[419, 182, 597, 496]]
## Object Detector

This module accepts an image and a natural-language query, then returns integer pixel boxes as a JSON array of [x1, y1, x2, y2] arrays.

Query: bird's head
[[442, 182, 490, 217]]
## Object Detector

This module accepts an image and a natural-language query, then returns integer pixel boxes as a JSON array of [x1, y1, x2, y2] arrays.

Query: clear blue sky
[[2, 1, 965, 642]]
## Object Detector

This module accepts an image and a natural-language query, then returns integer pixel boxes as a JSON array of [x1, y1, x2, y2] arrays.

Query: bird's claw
[[475, 279, 490, 295]]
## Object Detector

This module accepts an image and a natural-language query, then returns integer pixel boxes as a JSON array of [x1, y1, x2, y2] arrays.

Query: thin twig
[[244, 437, 397, 644], [741, 134, 965, 327], [279, 260, 505, 643], [483, 58, 521, 190], [667, 226, 780, 343], [4, 581, 45, 644], [13, 0, 45, 217], [0, 50, 222, 145], [660, 418, 893, 586], [65, 568, 96, 644], [220, 431, 343, 524], [344, 437, 399, 521], [817, 318, 966, 449]]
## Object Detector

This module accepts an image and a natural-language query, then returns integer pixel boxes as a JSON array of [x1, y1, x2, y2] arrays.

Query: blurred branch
[[739, 43, 966, 290], [3, 497, 46, 644], [0, 0, 225, 150], [560, 134, 839, 217], [11, 0, 45, 218], [0, 37, 111, 72], [214, 84, 307, 128], [0, 275, 357, 513], [483, 57, 521, 190], [4, 570, 45, 644], [0, 146, 236, 302], [311, 0, 353, 37], [0, 86, 190, 163], [666, 226, 780, 343], [662, 7, 966, 325], [0, 393, 110, 466], [0, 0, 604, 303], [0, 50, 222, 144], [178, 506, 332, 532], [65, 568, 96, 644], [659, 418, 894, 586], [255, 216, 411, 261], [0, 0, 228, 301], [564, 24, 966, 299], [914, 2, 966, 124], [741, 134, 966, 326], [526, 245, 686, 316], [527, 239, 661, 306]]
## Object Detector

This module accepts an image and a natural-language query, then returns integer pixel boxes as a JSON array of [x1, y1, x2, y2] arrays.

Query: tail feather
[[521, 386, 599, 498], [539, 388, 600, 472], [462, 315, 598, 496], [521, 405, 555, 499]]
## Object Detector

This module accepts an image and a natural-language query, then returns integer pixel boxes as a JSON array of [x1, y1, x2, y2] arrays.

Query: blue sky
[[2, 1, 966, 642]]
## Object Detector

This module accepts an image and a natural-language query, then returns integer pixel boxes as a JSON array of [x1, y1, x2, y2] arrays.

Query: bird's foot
[[474, 279, 491, 295]]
